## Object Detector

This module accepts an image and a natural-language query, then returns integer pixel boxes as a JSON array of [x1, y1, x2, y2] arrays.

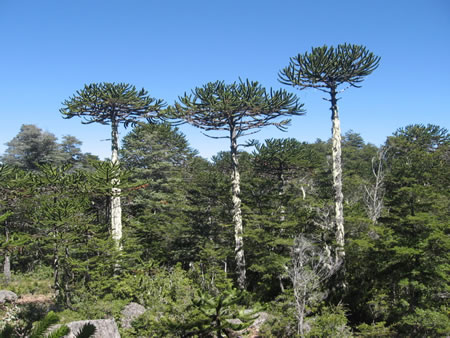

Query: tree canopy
[[60, 82, 166, 128], [279, 43, 380, 91], [173, 79, 304, 138]]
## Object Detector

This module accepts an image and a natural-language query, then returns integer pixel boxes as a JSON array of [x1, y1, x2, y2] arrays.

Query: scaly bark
[[110, 118, 122, 250], [230, 126, 246, 289], [330, 87, 345, 260]]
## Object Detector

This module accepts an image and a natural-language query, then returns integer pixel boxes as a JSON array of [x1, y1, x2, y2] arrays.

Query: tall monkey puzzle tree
[[173, 79, 304, 288], [60, 83, 165, 248], [279, 44, 380, 261]]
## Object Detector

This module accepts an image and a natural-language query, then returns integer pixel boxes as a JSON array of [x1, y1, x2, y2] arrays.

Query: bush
[[396, 307, 450, 337]]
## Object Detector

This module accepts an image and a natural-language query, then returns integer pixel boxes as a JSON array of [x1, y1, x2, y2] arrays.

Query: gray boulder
[[0, 290, 18, 304], [51, 319, 120, 338], [226, 311, 271, 338], [121, 302, 146, 329]]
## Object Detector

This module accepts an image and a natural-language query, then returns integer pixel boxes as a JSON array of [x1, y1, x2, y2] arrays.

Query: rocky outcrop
[[0, 290, 18, 304], [121, 302, 146, 329]]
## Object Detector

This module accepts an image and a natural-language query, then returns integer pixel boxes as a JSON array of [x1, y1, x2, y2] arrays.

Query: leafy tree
[[28, 163, 121, 307], [172, 79, 304, 288], [0, 211, 13, 284], [279, 44, 380, 261], [340, 131, 380, 217], [253, 138, 321, 209], [344, 124, 449, 335], [31, 165, 88, 307], [60, 82, 166, 248], [306, 305, 353, 337], [59, 135, 83, 164], [116, 263, 199, 337], [1, 126, 92, 171], [185, 155, 235, 275], [120, 122, 199, 265], [1, 125, 65, 170], [385, 123, 449, 214], [243, 139, 324, 298], [0, 165, 34, 283], [382, 125, 449, 333]]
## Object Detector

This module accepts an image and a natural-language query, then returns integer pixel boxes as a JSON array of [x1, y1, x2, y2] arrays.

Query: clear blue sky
[[1, 0, 449, 160]]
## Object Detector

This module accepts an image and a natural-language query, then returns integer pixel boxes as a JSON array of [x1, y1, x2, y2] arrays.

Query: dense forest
[[0, 45, 449, 337]]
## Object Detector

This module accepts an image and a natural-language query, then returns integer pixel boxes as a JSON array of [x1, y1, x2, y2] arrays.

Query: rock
[[121, 302, 146, 329], [0, 290, 18, 304], [249, 311, 270, 331], [51, 319, 120, 338], [227, 318, 243, 326], [226, 311, 271, 338]]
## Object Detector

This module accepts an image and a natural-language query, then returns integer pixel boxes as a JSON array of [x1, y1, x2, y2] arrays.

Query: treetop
[[279, 43, 380, 91], [172, 79, 305, 137], [60, 82, 166, 128]]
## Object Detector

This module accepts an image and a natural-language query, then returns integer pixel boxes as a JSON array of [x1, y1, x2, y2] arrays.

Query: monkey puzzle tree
[[60, 83, 165, 248], [172, 79, 304, 288], [279, 44, 380, 261], [0, 165, 33, 284]]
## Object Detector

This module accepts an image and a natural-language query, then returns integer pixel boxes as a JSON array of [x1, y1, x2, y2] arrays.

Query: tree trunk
[[278, 172, 287, 222], [230, 127, 246, 289], [364, 148, 387, 223], [3, 222, 10, 284], [330, 87, 345, 261], [110, 118, 122, 250], [53, 248, 60, 293]]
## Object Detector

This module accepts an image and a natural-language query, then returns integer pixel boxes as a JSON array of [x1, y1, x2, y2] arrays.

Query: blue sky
[[0, 0, 449, 160]]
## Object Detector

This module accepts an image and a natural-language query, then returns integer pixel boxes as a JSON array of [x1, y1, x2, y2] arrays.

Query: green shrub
[[307, 305, 353, 337], [396, 307, 450, 337], [356, 321, 391, 337]]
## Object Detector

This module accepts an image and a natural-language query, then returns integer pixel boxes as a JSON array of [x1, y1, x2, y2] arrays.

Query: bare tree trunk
[[278, 173, 287, 222], [3, 222, 10, 284], [289, 236, 341, 337], [300, 185, 306, 200], [279, 276, 285, 293], [230, 127, 246, 289], [53, 244, 60, 293], [364, 147, 387, 223], [4, 256, 10, 285], [330, 87, 345, 261], [110, 118, 122, 250]]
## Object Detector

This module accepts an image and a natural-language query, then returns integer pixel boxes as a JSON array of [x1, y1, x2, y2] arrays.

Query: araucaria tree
[[60, 83, 165, 248], [173, 79, 304, 288], [279, 44, 380, 261]]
